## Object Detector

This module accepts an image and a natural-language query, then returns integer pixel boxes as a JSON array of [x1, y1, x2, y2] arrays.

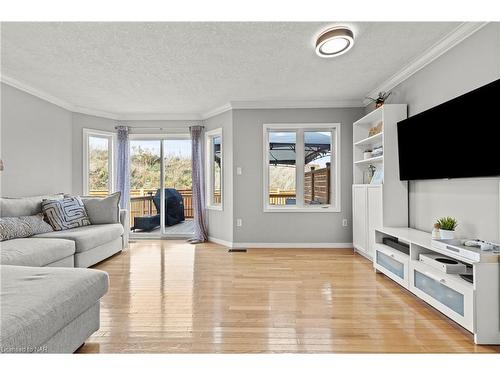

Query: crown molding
[[115, 112, 202, 121], [364, 22, 489, 105], [3, 76, 361, 121], [201, 103, 233, 119], [72, 105, 119, 120], [230, 99, 363, 109], [1, 74, 121, 120], [1, 74, 75, 113]]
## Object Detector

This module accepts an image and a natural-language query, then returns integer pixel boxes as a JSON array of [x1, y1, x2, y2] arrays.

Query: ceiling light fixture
[[315, 26, 355, 58]]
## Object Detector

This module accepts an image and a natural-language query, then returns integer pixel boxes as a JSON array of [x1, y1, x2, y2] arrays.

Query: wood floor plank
[[76, 240, 500, 353]]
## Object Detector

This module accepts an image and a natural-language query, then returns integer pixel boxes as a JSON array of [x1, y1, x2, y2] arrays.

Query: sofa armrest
[[119, 209, 129, 249]]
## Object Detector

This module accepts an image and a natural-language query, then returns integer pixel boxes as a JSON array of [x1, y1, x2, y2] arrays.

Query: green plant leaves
[[436, 216, 458, 231]]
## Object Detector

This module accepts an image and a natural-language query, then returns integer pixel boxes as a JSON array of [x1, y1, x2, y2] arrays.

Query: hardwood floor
[[77, 240, 500, 353]]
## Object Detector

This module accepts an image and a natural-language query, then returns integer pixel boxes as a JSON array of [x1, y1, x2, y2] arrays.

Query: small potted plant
[[436, 217, 458, 240], [366, 91, 392, 108]]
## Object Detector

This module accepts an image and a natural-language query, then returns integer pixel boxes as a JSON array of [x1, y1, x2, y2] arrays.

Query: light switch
[[236, 167, 242, 175]]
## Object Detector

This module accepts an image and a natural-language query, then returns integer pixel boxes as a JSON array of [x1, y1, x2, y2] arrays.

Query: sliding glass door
[[162, 136, 193, 237], [129, 134, 194, 239], [129, 138, 161, 236]]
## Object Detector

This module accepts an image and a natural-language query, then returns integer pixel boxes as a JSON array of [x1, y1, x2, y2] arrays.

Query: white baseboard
[[208, 236, 233, 248], [208, 237, 353, 249], [234, 242, 353, 249]]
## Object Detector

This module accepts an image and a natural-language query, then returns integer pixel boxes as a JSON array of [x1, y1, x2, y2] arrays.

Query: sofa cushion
[[0, 214, 53, 241], [41, 197, 91, 231], [34, 223, 124, 253], [0, 194, 64, 217], [0, 265, 108, 351], [81, 192, 121, 224], [0, 238, 75, 267]]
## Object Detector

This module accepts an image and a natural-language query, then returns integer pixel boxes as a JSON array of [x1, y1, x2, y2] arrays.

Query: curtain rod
[[114, 126, 204, 130]]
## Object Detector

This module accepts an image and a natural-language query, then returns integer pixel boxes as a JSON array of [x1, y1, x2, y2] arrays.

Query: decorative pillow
[[41, 197, 91, 231], [81, 192, 121, 224], [0, 194, 65, 217], [23, 213, 54, 235], [0, 214, 53, 241]]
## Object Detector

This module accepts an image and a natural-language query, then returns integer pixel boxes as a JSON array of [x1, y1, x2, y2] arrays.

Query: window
[[206, 128, 223, 210], [83, 129, 115, 196], [263, 123, 340, 212]]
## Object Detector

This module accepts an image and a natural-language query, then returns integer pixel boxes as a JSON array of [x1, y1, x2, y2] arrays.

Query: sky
[[89, 136, 109, 150]]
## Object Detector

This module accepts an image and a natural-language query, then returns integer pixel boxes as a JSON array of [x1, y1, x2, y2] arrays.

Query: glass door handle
[[424, 271, 447, 284]]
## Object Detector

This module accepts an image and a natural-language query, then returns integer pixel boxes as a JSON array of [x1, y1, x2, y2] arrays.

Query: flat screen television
[[397, 78, 500, 181]]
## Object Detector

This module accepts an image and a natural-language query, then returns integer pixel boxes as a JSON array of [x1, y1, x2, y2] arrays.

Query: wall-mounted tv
[[397, 78, 500, 181]]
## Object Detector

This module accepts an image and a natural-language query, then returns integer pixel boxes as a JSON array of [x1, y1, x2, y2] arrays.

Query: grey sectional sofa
[[0, 194, 128, 267], [0, 194, 128, 268], [0, 194, 128, 353], [1, 265, 109, 353]]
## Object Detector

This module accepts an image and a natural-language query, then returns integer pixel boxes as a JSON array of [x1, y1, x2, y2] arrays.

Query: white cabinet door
[[352, 185, 367, 253], [367, 185, 383, 258], [374, 243, 409, 288], [409, 260, 474, 332]]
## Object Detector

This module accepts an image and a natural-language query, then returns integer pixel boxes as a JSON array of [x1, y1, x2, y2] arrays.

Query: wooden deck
[[131, 219, 194, 238], [77, 241, 500, 353]]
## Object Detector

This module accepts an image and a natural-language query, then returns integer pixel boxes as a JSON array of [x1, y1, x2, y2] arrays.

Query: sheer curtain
[[189, 125, 208, 243], [116, 126, 130, 210]]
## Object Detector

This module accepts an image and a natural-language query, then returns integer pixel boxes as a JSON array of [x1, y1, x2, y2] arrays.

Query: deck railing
[[268, 190, 296, 205], [89, 188, 194, 227], [90, 176, 329, 225]]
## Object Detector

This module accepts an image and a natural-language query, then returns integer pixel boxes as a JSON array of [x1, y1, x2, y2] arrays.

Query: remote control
[[462, 240, 494, 251]]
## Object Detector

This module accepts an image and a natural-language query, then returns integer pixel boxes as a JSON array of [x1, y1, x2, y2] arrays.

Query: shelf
[[353, 106, 383, 127], [354, 132, 383, 147], [354, 155, 384, 165]]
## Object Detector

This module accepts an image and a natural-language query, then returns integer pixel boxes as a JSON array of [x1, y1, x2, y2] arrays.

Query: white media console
[[374, 226, 500, 345]]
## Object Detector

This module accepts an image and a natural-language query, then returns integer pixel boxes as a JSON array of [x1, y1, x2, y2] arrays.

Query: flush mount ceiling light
[[315, 26, 354, 58]]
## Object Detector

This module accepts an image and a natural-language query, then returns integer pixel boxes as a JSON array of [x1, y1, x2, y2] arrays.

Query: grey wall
[[1, 83, 73, 197], [204, 110, 233, 243], [232, 107, 364, 244], [386, 23, 500, 241]]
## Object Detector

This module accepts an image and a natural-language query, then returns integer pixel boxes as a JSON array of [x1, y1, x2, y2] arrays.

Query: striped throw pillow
[[41, 197, 91, 231], [0, 214, 53, 241]]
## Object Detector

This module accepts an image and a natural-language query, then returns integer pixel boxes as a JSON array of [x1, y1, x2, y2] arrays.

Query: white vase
[[439, 229, 455, 240]]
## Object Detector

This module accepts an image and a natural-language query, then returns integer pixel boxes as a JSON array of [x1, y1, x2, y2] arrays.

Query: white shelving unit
[[354, 156, 384, 165], [352, 104, 409, 260], [353, 132, 383, 147]]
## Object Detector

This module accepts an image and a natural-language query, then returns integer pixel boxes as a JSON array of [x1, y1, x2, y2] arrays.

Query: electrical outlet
[[342, 219, 348, 227], [236, 218, 243, 227]]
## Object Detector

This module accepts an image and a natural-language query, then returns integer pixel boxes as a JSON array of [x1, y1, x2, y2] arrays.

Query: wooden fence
[[304, 165, 330, 204], [267, 165, 330, 206]]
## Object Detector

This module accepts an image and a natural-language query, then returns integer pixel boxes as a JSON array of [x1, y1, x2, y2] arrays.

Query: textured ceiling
[[1, 22, 460, 115]]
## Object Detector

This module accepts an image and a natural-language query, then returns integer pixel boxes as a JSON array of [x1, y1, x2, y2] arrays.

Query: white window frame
[[263, 123, 341, 213], [205, 128, 223, 211], [83, 128, 116, 195]]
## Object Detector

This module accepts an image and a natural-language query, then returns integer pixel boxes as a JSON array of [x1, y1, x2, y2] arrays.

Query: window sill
[[263, 206, 340, 213], [206, 205, 224, 211]]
